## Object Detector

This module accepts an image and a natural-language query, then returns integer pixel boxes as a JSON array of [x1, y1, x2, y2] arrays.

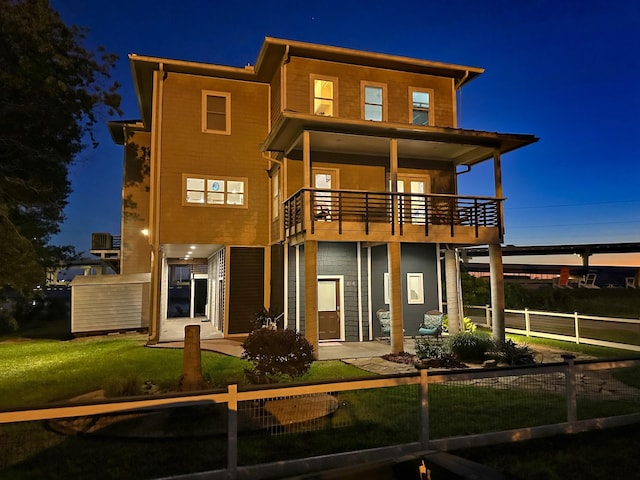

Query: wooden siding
[[285, 154, 455, 199], [71, 274, 150, 333], [228, 247, 265, 334], [121, 130, 152, 274], [284, 57, 456, 127], [157, 73, 271, 247], [271, 66, 282, 126]]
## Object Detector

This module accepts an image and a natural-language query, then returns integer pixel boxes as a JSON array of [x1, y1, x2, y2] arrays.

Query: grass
[[2, 318, 640, 478], [456, 423, 640, 480]]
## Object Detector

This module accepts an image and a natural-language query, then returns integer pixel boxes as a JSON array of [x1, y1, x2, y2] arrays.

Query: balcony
[[90, 232, 121, 273], [283, 189, 502, 245]]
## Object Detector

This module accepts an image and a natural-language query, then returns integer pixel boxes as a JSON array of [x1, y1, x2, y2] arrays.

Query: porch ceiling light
[[141, 228, 149, 236]]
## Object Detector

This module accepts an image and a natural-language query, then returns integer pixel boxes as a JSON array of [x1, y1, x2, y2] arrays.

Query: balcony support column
[[444, 249, 461, 334], [387, 241, 404, 353], [489, 243, 506, 343], [304, 240, 319, 359], [389, 138, 398, 230], [493, 149, 504, 241]]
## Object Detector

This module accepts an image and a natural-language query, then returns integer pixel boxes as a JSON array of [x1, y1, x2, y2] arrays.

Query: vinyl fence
[[1, 357, 639, 479], [467, 305, 640, 352]]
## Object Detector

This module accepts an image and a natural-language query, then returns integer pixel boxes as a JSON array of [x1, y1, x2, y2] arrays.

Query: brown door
[[318, 279, 340, 340]]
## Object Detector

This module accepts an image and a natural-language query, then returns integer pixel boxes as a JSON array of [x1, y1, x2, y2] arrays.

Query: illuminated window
[[362, 82, 386, 121], [311, 75, 338, 116], [202, 91, 231, 134], [184, 175, 247, 207], [410, 88, 433, 126]]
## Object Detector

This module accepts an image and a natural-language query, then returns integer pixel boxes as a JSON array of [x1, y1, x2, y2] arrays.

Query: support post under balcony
[[387, 241, 404, 354], [304, 240, 319, 358], [489, 243, 505, 343]]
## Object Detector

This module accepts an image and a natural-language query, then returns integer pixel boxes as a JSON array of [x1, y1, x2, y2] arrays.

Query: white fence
[[2, 357, 640, 479], [468, 305, 640, 352]]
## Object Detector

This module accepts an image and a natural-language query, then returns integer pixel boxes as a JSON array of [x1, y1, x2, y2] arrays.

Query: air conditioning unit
[[91, 232, 113, 250]]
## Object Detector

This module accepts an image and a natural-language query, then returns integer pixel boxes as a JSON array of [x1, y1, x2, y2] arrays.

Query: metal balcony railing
[[283, 188, 502, 240]]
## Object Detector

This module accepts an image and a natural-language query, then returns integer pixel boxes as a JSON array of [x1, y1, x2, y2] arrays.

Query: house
[[101, 37, 537, 354]]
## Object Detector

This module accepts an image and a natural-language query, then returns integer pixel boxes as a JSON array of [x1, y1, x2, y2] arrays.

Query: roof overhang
[[261, 112, 538, 166], [128, 37, 484, 129], [107, 120, 146, 145], [255, 37, 484, 88]]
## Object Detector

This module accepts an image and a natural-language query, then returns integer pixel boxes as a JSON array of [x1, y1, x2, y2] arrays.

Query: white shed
[[71, 273, 150, 335]]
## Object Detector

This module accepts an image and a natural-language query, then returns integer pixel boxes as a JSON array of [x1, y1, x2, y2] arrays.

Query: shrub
[[490, 339, 536, 365], [447, 332, 494, 362], [443, 315, 476, 333], [241, 328, 314, 384], [414, 336, 445, 360]]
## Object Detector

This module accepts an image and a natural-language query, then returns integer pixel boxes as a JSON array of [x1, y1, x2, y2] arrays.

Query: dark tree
[[0, 0, 121, 293]]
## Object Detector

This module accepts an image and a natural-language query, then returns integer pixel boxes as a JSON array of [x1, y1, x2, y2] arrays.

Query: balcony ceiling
[[262, 112, 538, 166]]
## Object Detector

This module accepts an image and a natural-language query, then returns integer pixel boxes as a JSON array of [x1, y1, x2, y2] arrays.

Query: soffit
[[262, 112, 538, 166], [162, 243, 222, 260]]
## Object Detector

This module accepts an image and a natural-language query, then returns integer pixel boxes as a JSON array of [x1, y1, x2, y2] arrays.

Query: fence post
[[562, 355, 577, 423], [485, 304, 491, 328], [228, 384, 238, 478], [574, 312, 580, 344], [524, 308, 530, 337], [420, 369, 429, 448]]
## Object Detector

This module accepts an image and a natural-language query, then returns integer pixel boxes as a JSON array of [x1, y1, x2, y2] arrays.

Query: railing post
[[228, 384, 238, 478], [574, 312, 580, 344], [485, 304, 491, 328], [473, 198, 479, 237], [562, 355, 577, 423], [338, 191, 343, 234], [524, 308, 531, 337], [420, 369, 430, 448]]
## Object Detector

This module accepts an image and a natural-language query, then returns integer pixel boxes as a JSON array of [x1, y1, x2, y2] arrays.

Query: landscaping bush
[[443, 315, 476, 333], [414, 336, 445, 360], [241, 328, 314, 384], [0, 307, 18, 333], [447, 332, 494, 362], [489, 339, 536, 365]]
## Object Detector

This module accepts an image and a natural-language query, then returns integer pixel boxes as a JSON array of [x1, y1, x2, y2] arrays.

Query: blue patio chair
[[418, 310, 443, 340]]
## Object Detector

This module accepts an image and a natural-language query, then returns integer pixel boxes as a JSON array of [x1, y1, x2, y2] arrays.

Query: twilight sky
[[49, 0, 640, 266]]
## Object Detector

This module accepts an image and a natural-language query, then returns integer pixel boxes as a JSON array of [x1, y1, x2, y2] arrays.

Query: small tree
[[241, 328, 314, 384]]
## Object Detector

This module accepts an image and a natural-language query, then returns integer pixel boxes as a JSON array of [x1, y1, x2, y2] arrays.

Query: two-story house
[[104, 37, 537, 355]]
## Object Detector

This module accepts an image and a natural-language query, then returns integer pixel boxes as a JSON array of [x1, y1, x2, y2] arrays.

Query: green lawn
[[2, 319, 640, 479]]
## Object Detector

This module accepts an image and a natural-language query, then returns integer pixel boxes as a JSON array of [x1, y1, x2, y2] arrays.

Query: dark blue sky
[[50, 0, 640, 265]]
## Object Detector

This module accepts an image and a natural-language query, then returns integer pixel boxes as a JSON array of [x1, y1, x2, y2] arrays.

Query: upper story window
[[310, 75, 337, 116], [184, 175, 247, 207], [410, 88, 433, 126], [362, 82, 387, 121], [202, 91, 231, 134]]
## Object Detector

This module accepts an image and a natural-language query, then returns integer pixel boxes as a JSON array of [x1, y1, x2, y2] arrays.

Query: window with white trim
[[202, 91, 231, 134], [311, 75, 337, 116], [410, 88, 433, 126], [184, 175, 247, 207], [362, 82, 386, 121]]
